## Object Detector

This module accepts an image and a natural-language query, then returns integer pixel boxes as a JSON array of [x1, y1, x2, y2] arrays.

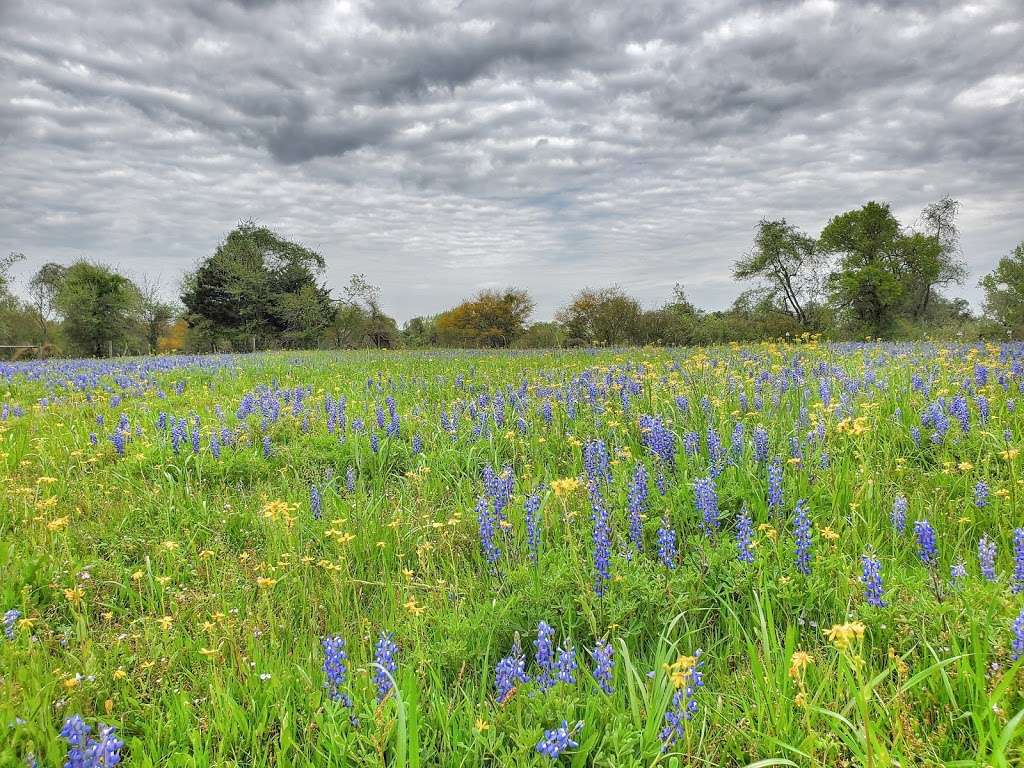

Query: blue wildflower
[[373, 631, 398, 702], [914, 519, 937, 566], [556, 641, 577, 685], [1012, 528, 1024, 594], [310, 486, 322, 521], [694, 476, 719, 536], [592, 639, 614, 694], [535, 621, 556, 691], [1012, 607, 1024, 661], [861, 553, 885, 607], [736, 509, 755, 564], [589, 483, 611, 596], [660, 649, 704, 749], [657, 517, 677, 570], [627, 463, 648, 554], [793, 501, 812, 575], [974, 481, 989, 508], [495, 635, 529, 702], [322, 635, 352, 707], [752, 426, 769, 462], [4, 608, 20, 640], [891, 496, 907, 535], [979, 535, 997, 581], [536, 720, 581, 759]]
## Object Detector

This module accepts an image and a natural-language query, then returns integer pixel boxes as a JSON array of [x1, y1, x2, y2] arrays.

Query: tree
[[980, 242, 1024, 338], [28, 263, 66, 344], [555, 286, 642, 345], [734, 219, 819, 326], [327, 274, 400, 348], [0, 253, 26, 345], [908, 196, 967, 318], [54, 261, 141, 357], [137, 277, 178, 353], [402, 316, 438, 347], [819, 202, 909, 336], [435, 288, 534, 347], [181, 221, 334, 350]]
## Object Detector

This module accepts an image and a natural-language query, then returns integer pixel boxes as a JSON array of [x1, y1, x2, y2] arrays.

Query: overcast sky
[[1, 0, 1022, 322]]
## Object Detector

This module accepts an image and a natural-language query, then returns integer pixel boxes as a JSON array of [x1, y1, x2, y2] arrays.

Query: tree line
[[2, 200, 1023, 358]]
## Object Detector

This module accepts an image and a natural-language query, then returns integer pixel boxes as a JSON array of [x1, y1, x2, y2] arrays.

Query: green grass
[[1, 343, 1023, 767]]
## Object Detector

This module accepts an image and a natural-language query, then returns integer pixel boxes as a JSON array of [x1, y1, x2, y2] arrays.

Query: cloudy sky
[[1, 0, 1021, 321]]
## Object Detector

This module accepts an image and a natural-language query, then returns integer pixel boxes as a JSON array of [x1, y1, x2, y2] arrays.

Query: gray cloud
[[0, 0, 1021, 322]]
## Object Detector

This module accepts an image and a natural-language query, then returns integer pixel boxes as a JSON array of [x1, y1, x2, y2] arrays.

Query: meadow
[[2, 342, 1024, 767]]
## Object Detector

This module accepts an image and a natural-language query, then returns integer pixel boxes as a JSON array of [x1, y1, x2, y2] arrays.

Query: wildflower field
[[3, 343, 1024, 767]]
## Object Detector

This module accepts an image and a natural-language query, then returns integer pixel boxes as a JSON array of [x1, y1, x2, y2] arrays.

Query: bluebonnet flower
[[730, 422, 745, 459], [819, 452, 830, 470], [370, 432, 379, 453], [657, 517, 677, 570], [1012, 528, 1024, 594], [89, 433, 98, 446], [639, 415, 676, 469], [979, 535, 997, 581], [706, 427, 724, 474], [346, 465, 356, 493], [675, 395, 689, 413], [950, 560, 967, 585], [914, 519, 937, 566], [655, 471, 667, 496], [525, 493, 541, 565], [627, 464, 647, 553], [752, 426, 769, 462], [910, 426, 922, 447], [861, 553, 885, 607], [949, 396, 969, 432], [974, 363, 988, 387], [974, 481, 989, 508], [210, 433, 220, 459], [109, 431, 126, 457], [411, 434, 423, 454], [891, 496, 907, 534], [62, 716, 92, 768], [736, 509, 755, 564], [976, 394, 990, 423], [310, 486, 322, 521], [477, 496, 501, 568], [793, 501, 812, 575], [495, 636, 529, 702], [789, 436, 803, 461], [592, 639, 614, 694], [540, 400, 553, 424], [262, 435, 271, 459], [819, 378, 831, 408], [373, 631, 398, 702], [556, 641, 577, 685], [1012, 607, 1024, 661], [4, 608, 20, 640], [589, 483, 611, 596], [583, 439, 612, 484], [768, 459, 783, 513], [682, 431, 700, 457], [171, 418, 186, 454], [660, 650, 704, 749], [94, 725, 124, 766], [536, 720, 581, 759], [694, 476, 718, 536], [61, 715, 124, 768], [535, 621, 556, 691], [191, 427, 200, 454], [322, 635, 352, 707]]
